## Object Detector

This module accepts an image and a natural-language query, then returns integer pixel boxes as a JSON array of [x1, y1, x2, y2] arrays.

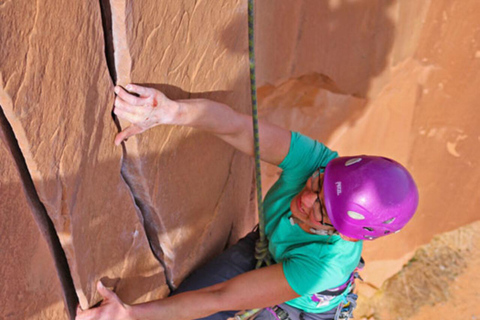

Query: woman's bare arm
[[113, 84, 291, 166], [76, 264, 299, 320]]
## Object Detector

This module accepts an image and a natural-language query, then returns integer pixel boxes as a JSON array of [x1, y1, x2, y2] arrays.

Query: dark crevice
[[0, 106, 78, 320], [97, 0, 175, 293], [119, 164, 175, 292], [223, 222, 235, 251], [99, 0, 117, 83]]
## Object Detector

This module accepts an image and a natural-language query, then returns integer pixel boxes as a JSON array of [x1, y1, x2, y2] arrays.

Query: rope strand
[[235, 3, 270, 319], [248, 0, 271, 270]]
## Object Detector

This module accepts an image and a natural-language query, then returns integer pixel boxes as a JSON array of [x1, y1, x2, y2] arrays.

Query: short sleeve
[[279, 131, 338, 182], [283, 254, 344, 295]]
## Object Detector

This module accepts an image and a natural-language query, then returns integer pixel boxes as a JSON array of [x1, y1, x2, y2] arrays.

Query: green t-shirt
[[264, 132, 363, 313]]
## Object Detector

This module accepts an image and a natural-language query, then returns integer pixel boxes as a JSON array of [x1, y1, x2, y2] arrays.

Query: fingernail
[[114, 86, 120, 94], [126, 84, 132, 90], [99, 281, 104, 288]]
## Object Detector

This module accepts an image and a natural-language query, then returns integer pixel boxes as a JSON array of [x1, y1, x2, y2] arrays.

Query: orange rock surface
[[1, 0, 255, 316], [110, 0, 256, 287], [356, 221, 480, 320], [0, 0, 169, 310], [0, 118, 70, 319]]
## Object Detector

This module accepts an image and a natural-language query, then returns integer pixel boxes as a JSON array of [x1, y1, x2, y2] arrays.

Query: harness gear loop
[[334, 293, 358, 320], [234, 308, 261, 320]]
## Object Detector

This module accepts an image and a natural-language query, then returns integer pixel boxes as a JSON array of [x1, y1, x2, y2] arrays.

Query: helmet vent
[[363, 227, 374, 232], [384, 231, 391, 235], [347, 211, 365, 220], [364, 235, 375, 240], [345, 158, 362, 166], [383, 217, 396, 224]]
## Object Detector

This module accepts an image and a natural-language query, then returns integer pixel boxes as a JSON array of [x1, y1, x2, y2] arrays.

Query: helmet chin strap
[[309, 228, 338, 236], [289, 216, 339, 236]]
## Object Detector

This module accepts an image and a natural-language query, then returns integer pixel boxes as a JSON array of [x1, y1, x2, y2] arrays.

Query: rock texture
[[1, 0, 168, 312], [1, 0, 255, 316], [257, 73, 367, 197], [0, 117, 70, 319], [110, 0, 256, 287], [356, 221, 480, 320], [2, 0, 478, 318], [256, 0, 397, 98], [256, 0, 480, 303]]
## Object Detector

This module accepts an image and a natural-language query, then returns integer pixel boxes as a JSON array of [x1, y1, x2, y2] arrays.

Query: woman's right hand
[[75, 282, 134, 320], [113, 84, 179, 145]]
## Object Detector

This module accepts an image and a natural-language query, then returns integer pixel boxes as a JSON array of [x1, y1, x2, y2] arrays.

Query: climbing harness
[[312, 258, 364, 320], [334, 293, 358, 320], [265, 305, 291, 320], [242, 259, 364, 320]]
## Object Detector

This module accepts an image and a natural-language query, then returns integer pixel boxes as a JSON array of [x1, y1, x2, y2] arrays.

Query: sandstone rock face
[[0, 122, 69, 319], [257, 73, 367, 197], [356, 221, 480, 320], [1, 0, 254, 315], [256, 0, 397, 97], [110, 0, 255, 287], [256, 0, 480, 306]]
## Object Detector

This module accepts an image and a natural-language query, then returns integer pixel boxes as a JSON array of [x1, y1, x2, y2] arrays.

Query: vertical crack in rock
[[99, 0, 117, 83], [0, 106, 78, 320], [119, 163, 175, 292], [98, 0, 174, 292]]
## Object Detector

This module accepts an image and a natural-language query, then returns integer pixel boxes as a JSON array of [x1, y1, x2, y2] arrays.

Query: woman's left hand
[[76, 281, 134, 320]]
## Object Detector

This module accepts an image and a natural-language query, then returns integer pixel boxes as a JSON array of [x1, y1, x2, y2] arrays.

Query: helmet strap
[[310, 228, 338, 236], [289, 216, 338, 236]]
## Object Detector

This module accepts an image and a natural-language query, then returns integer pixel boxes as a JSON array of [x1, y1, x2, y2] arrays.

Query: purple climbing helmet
[[323, 156, 419, 240]]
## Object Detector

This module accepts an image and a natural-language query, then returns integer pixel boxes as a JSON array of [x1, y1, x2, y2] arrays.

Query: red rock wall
[[256, 0, 480, 299], [1, 0, 254, 318], [111, 0, 255, 287], [0, 119, 70, 320]]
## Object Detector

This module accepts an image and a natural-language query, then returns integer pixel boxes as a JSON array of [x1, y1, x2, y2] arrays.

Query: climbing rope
[[234, 1, 269, 319], [248, 0, 271, 270]]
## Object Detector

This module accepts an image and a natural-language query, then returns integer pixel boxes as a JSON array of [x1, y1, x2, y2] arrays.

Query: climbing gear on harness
[[311, 257, 364, 320], [311, 257, 364, 308], [268, 305, 291, 320], [235, 259, 364, 319], [334, 293, 358, 320], [323, 156, 419, 240], [235, 308, 262, 320]]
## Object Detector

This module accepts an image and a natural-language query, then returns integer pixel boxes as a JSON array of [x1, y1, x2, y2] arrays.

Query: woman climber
[[76, 84, 419, 320]]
